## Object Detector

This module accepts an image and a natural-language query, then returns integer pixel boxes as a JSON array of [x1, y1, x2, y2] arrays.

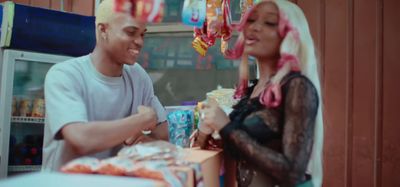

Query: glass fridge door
[[0, 50, 71, 178]]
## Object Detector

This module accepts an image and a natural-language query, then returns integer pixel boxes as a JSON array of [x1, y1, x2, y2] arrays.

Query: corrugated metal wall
[[1, 0, 399, 186], [293, 0, 400, 186]]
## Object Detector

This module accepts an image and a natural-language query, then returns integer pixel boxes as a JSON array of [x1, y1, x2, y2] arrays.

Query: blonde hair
[[95, 0, 115, 25], [273, 0, 324, 186], [94, 0, 117, 41]]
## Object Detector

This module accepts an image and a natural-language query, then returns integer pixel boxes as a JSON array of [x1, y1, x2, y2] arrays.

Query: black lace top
[[220, 72, 319, 187]]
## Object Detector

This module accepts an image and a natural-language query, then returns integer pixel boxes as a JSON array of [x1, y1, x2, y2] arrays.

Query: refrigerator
[[0, 49, 72, 177], [0, 2, 95, 178]]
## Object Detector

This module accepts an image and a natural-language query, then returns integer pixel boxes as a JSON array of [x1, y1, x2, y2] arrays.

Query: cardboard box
[[169, 165, 195, 187], [184, 148, 222, 187], [170, 148, 222, 187]]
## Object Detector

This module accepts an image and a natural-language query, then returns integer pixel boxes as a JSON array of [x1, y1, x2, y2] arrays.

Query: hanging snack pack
[[190, 0, 234, 57], [182, 0, 207, 28], [186, 0, 266, 57], [240, 0, 254, 15], [115, 0, 165, 23]]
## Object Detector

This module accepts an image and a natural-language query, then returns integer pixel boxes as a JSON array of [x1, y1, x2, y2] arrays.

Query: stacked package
[[61, 141, 189, 187]]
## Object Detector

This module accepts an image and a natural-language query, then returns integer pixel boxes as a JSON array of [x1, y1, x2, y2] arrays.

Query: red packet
[[114, 0, 165, 23]]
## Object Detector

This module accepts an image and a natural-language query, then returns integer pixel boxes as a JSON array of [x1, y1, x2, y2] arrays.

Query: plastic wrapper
[[128, 161, 183, 187], [221, 0, 233, 55], [191, 0, 234, 57], [167, 110, 194, 148], [128, 160, 164, 179], [60, 157, 100, 174], [240, 0, 254, 16], [32, 98, 45, 117], [118, 141, 184, 163], [206, 0, 224, 40], [19, 98, 32, 117], [114, 0, 165, 23], [206, 88, 237, 109], [96, 157, 135, 176], [182, 0, 206, 27], [192, 35, 209, 57]]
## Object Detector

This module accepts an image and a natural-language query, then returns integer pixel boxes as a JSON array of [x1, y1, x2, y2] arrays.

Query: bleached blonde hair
[[95, 0, 114, 25], [94, 0, 116, 41], [272, 0, 324, 186]]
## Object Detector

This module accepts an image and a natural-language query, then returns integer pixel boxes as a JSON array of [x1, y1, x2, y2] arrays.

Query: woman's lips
[[245, 39, 259, 45]]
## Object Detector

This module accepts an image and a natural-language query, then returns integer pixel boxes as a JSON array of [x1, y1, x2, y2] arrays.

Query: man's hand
[[123, 106, 160, 145], [137, 105, 157, 130], [124, 134, 156, 145]]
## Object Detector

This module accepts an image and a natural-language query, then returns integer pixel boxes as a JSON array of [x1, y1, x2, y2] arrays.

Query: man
[[42, 0, 168, 171]]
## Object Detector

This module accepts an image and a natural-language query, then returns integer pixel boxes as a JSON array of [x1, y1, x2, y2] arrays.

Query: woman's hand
[[189, 129, 223, 150], [201, 99, 230, 131]]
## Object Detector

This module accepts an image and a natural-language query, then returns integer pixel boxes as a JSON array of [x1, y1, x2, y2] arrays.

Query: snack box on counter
[[177, 148, 223, 187], [0, 148, 223, 187]]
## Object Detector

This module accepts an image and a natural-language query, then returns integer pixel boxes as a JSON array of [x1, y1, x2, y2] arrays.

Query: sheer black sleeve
[[219, 76, 319, 186]]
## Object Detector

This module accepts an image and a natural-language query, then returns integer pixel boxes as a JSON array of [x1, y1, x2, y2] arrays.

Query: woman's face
[[243, 2, 282, 60]]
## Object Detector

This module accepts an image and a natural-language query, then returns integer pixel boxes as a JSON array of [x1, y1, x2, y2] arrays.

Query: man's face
[[101, 12, 147, 65]]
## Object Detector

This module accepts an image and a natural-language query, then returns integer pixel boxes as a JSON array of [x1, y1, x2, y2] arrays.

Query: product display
[[32, 98, 45, 117], [61, 142, 192, 186], [167, 110, 194, 148], [191, 0, 233, 57], [61, 157, 100, 174], [182, 0, 206, 28], [115, 0, 165, 23]]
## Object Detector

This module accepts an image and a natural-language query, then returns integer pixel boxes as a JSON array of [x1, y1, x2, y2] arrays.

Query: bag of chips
[[114, 0, 165, 23], [96, 156, 135, 176], [60, 157, 100, 174], [118, 141, 185, 163]]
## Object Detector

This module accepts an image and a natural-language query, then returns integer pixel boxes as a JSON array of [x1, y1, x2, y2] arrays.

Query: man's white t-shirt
[[42, 55, 166, 171]]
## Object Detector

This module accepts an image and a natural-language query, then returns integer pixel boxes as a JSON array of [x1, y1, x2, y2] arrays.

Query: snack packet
[[96, 156, 135, 176], [60, 157, 100, 174], [118, 141, 184, 162], [182, 0, 206, 27], [115, 0, 165, 23]]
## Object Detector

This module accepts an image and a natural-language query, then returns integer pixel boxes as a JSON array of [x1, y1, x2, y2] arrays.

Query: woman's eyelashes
[[247, 18, 256, 23], [247, 17, 278, 27], [264, 21, 278, 26]]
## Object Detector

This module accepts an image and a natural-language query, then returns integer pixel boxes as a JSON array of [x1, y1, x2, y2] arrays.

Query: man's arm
[[149, 121, 168, 140], [62, 106, 157, 156], [124, 121, 168, 145]]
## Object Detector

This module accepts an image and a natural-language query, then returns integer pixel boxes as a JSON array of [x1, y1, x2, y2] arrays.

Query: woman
[[197, 0, 323, 186]]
